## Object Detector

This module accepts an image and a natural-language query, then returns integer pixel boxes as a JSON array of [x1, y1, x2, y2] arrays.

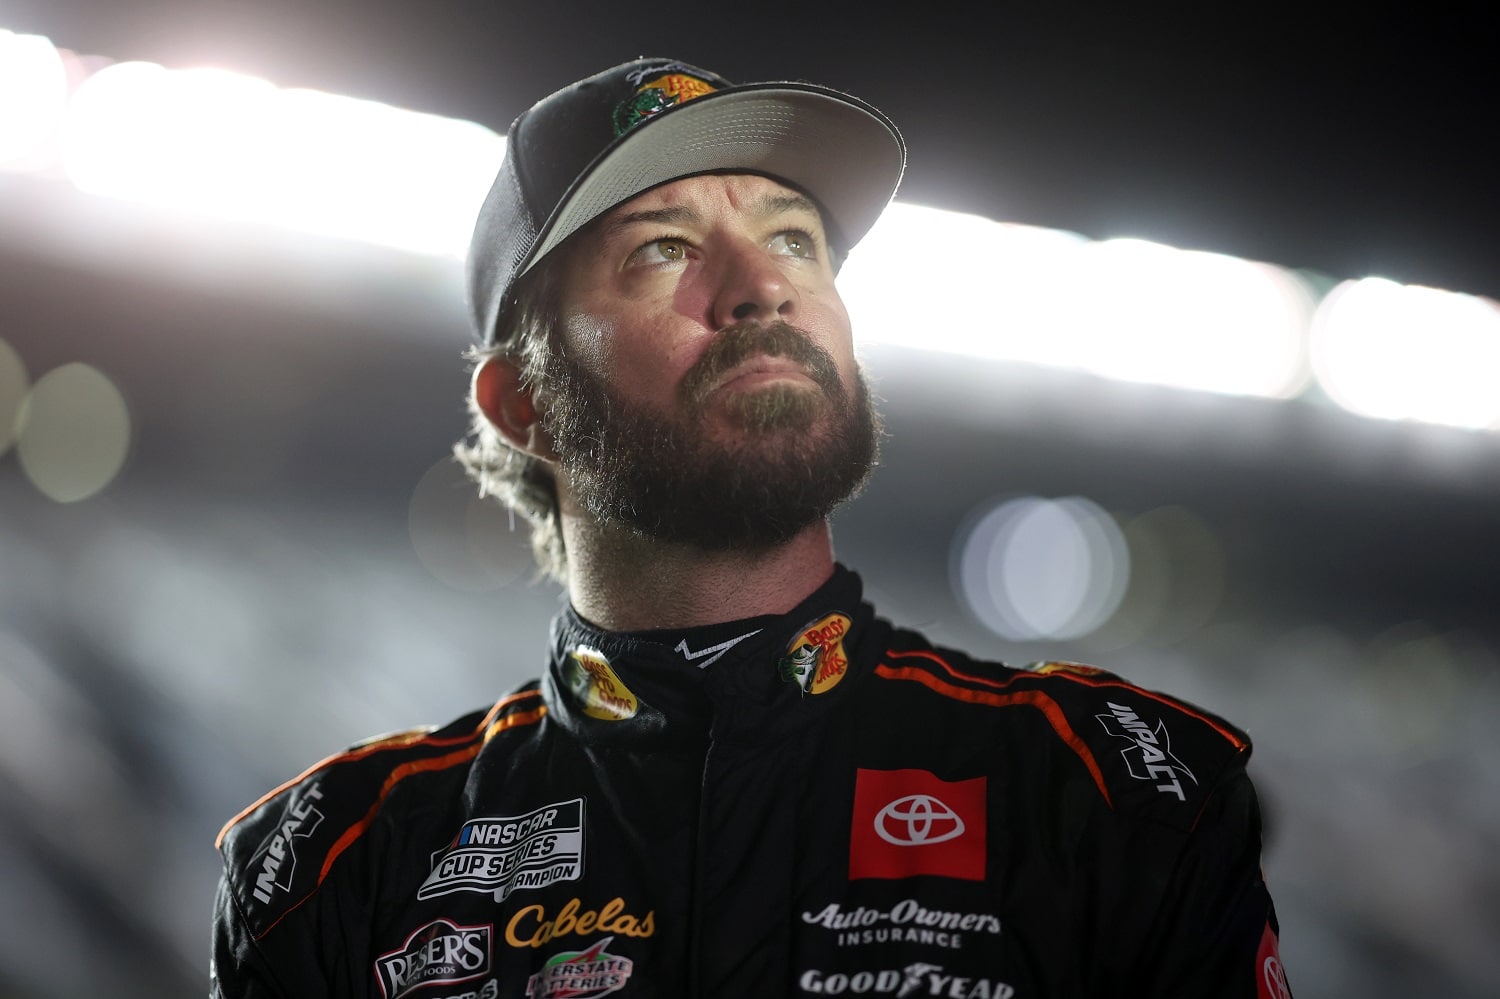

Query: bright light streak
[[0, 29, 67, 168], [842, 205, 1312, 399], [60, 60, 505, 256], [1311, 277, 1500, 429], [1068, 238, 1313, 397], [842, 201, 1090, 368]]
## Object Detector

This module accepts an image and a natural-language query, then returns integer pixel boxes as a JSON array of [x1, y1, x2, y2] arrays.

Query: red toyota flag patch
[[1256, 920, 1291, 999], [848, 769, 986, 881]]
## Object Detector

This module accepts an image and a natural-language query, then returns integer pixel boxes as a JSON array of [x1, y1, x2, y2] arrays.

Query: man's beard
[[536, 321, 881, 551]]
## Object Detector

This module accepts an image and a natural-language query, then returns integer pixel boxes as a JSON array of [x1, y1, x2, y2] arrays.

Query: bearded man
[[212, 58, 1293, 999]]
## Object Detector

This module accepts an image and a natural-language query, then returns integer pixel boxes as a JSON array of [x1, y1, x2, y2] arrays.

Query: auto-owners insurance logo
[[418, 799, 585, 902]]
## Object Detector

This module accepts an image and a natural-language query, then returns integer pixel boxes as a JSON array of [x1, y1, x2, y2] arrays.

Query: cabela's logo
[[565, 647, 638, 721], [778, 612, 852, 695], [613, 66, 718, 136], [506, 896, 656, 949], [1097, 701, 1198, 801], [525, 936, 635, 998]]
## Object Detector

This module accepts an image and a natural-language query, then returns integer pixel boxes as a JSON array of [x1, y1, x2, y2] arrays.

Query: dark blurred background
[[1, 2, 1498, 997]]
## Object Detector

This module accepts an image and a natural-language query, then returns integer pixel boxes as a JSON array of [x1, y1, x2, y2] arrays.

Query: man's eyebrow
[[755, 193, 822, 221], [602, 205, 700, 239]]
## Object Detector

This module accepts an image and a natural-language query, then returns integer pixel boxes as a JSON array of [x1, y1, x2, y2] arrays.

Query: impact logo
[[565, 647, 639, 721], [1097, 701, 1197, 801], [799, 962, 1014, 997], [779, 612, 853, 695], [249, 783, 325, 906], [374, 919, 492, 999], [419, 799, 585, 902], [613, 63, 719, 136], [525, 936, 635, 998], [849, 770, 986, 882]]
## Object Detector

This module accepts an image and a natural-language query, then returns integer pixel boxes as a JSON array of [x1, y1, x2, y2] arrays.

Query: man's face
[[534, 172, 880, 550]]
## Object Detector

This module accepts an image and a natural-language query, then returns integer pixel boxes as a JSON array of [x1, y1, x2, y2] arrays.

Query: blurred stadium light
[[2, 24, 1498, 432]]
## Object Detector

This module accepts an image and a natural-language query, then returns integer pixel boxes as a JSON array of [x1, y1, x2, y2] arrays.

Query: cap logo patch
[[565, 646, 639, 721], [778, 612, 852, 695], [613, 71, 718, 136]]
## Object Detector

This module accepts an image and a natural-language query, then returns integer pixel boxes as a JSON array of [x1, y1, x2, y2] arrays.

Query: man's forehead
[[603, 173, 825, 224]]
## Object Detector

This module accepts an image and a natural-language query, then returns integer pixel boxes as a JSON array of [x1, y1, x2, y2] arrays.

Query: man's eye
[[635, 238, 689, 264], [771, 230, 816, 258]]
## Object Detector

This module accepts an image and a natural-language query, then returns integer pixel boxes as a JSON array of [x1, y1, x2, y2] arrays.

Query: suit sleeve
[[1131, 768, 1293, 999], [211, 871, 289, 999]]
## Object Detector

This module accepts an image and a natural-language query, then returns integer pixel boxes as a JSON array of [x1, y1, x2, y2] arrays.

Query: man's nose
[[709, 240, 799, 330]]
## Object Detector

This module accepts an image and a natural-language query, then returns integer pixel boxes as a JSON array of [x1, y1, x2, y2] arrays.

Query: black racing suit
[[212, 565, 1292, 998]]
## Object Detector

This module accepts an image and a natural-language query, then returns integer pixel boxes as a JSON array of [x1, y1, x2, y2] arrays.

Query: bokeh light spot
[[953, 495, 1129, 640], [0, 337, 29, 455], [408, 456, 532, 591], [15, 362, 131, 502]]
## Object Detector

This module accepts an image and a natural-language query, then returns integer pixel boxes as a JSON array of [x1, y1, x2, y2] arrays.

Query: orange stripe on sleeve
[[216, 691, 543, 848], [885, 649, 1247, 751], [252, 703, 547, 941], [874, 663, 1113, 808]]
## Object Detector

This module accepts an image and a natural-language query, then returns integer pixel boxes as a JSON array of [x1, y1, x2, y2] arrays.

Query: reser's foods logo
[[249, 783, 325, 906], [874, 795, 965, 846], [374, 919, 492, 999], [1096, 701, 1198, 801], [419, 799, 585, 902]]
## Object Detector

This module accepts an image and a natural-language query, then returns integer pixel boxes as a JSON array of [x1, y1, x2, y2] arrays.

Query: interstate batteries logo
[[526, 936, 634, 998], [375, 919, 492, 999], [419, 799, 585, 902]]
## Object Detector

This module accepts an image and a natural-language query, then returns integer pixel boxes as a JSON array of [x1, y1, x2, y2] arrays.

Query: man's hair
[[453, 260, 569, 583]]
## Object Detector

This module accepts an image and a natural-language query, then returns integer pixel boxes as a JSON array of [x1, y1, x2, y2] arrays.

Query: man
[[212, 58, 1293, 998]]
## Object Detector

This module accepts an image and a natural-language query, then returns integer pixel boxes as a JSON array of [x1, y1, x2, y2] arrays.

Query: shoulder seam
[[247, 698, 548, 941], [217, 689, 545, 849], [875, 658, 1113, 808]]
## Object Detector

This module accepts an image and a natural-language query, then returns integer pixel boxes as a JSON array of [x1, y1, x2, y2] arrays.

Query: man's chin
[[715, 382, 826, 434]]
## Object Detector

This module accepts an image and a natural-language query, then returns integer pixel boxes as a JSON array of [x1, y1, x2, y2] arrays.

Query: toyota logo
[[874, 794, 966, 846]]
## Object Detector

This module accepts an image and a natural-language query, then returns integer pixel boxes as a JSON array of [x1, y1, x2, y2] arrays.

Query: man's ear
[[471, 355, 556, 460]]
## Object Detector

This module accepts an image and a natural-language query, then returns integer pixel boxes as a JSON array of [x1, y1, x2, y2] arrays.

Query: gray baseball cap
[[465, 56, 906, 347]]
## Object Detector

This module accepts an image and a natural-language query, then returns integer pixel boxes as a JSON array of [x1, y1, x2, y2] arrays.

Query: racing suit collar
[[544, 563, 873, 744]]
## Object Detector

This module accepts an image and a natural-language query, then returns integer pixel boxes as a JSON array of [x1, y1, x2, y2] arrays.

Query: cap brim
[[519, 83, 906, 279]]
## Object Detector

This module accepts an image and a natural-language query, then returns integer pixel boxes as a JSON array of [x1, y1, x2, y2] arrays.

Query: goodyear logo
[[565, 647, 639, 721], [778, 612, 852, 695], [418, 799, 585, 902]]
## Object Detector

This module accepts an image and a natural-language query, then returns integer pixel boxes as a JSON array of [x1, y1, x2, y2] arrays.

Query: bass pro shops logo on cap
[[778, 612, 853, 695], [849, 769, 986, 881], [613, 63, 719, 136]]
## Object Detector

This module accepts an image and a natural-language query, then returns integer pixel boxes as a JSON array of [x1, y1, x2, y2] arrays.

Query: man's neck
[[561, 517, 837, 633]]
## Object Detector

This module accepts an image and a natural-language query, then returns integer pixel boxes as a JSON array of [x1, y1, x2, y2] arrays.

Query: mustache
[[679, 321, 845, 405]]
